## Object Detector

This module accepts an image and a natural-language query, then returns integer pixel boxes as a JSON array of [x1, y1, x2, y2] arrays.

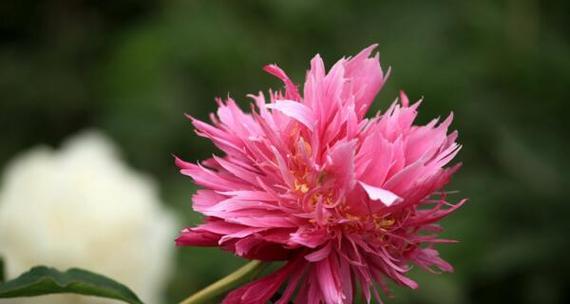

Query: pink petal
[[175, 228, 220, 246], [266, 99, 315, 131], [264, 64, 301, 101], [326, 140, 357, 192], [315, 255, 345, 304], [305, 242, 332, 262], [359, 181, 402, 206], [223, 257, 305, 304]]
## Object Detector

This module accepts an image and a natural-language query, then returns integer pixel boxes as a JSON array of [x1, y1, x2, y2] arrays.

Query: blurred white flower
[[0, 131, 177, 304]]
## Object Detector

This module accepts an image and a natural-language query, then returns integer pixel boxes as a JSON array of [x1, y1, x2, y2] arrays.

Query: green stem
[[179, 260, 268, 304]]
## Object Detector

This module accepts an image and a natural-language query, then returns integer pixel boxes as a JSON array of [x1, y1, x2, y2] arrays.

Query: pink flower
[[176, 45, 466, 304]]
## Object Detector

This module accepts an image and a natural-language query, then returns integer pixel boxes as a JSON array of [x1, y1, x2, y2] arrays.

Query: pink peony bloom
[[176, 45, 466, 304]]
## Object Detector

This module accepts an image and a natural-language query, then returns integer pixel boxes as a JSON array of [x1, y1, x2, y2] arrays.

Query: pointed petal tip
[[399, 90, 410, 107], [173, 155, 194, 169], [355, 44, 379, 58], [263, 64, 301, 100], [263, 63, 278, 73]]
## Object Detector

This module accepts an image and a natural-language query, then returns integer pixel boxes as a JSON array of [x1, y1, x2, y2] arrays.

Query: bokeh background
[[1, 0, 569, 303]]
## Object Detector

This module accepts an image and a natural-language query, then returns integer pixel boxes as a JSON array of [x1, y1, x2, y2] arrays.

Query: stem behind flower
[[179, 260, 268, 304]]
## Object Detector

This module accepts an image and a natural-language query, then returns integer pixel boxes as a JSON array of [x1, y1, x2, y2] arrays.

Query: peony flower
[[176, 45, 465, 304], [0, 131, 177, 304]]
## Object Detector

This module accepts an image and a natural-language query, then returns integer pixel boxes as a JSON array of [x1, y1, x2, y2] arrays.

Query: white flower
[[0, 131, 177, 304]]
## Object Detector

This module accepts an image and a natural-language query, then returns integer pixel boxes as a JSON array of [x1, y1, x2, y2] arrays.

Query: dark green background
[[1, 0, 569, 303]]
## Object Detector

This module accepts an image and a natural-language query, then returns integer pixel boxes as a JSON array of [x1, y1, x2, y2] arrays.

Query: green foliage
[[0, 266, 143, 304]]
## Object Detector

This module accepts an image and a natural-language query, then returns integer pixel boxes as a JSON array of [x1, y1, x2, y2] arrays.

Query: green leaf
[[0, 266, 143, 304]]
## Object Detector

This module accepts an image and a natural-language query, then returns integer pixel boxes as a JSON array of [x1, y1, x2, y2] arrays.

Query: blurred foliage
[[1, 0, 569, 303]]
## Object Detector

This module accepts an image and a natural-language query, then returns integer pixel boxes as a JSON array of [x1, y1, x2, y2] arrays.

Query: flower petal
[[266, 99, 315, 131], [359, 181, 402, 206]]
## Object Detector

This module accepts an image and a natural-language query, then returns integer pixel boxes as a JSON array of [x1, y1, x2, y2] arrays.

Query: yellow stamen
[[375, 217, 395, 230], [301, 137, 312, 156], [294, 180, 309, 193]]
